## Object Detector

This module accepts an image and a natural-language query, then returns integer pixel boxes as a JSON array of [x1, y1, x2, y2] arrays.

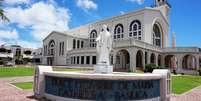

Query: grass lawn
[[12, 82, 33, 90], [172, 75, 201, 94], [0, 67, 35, 77], [53, 68, 92, 72], [0, 66, 93, 77], [1, 66, 201, 94]]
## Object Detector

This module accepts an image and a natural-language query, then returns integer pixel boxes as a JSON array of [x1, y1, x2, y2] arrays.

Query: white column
[[142, 51, 145, 70], [90, 56, 93, 65], [161, 55, 165, 68], [176, 55, 183, 73], [79, 56, 81, 65], [156, 53, 158, 66], [147, 52, 151, 64], [129, 48, 136, 72], [84, 56, 86, 65], [196, 56, 200, 70], [113, 51, 117, 68]]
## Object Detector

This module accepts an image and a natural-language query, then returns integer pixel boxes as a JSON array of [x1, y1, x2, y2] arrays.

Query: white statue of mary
[[94, 25, 113, 74]]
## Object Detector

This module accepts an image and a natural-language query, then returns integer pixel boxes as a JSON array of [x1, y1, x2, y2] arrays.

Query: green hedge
[[0, 60, 4, 65], [144, 64, 159, 73]]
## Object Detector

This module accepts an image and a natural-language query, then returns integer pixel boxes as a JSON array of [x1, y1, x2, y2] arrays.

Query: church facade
[[42, 0, 201, 74]]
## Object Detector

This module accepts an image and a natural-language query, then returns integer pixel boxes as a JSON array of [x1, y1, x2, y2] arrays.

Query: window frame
[[129, 20, 142, 40]]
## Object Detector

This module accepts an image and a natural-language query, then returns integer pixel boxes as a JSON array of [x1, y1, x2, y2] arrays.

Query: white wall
[[43, 32, 67, 66], [143, 9, 169, 47], [42, 8, 170, 66]]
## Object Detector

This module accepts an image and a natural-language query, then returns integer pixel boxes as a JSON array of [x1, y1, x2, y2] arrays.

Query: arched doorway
[[136, 50, 143, 70], [15, 48, 23, 64], [182, 55, 196, 70], [114, 50, 130, 72], [150, 53, 156, 64], [165, 55, 177, 69], [158, 54, 162, 67]]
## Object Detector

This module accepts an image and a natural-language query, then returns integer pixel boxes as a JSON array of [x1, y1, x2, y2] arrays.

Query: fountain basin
[[34, 66, 171, 101]]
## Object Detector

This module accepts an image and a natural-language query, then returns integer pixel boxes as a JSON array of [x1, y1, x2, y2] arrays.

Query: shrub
[[199, 60, 201, 67], [198, 70, 201, 76], [7, 50, 11, 53], [0, 60, 4, 65], [144, 64, 159, 73], [0, 48, 7, 53]]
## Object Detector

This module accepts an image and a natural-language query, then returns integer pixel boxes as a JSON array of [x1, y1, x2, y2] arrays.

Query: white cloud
[[0, 39, 40, 49], [0, 40, 6, 46], [4, 0, 30, 5], [17, 40, 40, 49], [5, 1, 71, 41], [127, 0, 144, 5], [76, 0, 97, 10], [120, 11, 125, 15], [0, 29, 19, 40]]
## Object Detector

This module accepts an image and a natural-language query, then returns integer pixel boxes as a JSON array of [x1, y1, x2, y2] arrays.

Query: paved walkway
[[0, 76, 36, 101], [1, 76, 201, 101], [170, 86, 201, 101]]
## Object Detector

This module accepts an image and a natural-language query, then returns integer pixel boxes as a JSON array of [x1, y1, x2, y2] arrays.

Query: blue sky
[[0, 0, 201, 48]]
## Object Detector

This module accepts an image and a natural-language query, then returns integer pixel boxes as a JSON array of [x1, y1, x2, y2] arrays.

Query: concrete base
[[34, 66, 53, 99], [94, 64, 113, 74], [44, 93, 160, 101]]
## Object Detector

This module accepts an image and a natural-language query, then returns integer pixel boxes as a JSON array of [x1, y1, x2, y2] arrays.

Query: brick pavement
[[1, 76, 201, 101], [170, 86, 201, 101], [0, 76, 36, 101]]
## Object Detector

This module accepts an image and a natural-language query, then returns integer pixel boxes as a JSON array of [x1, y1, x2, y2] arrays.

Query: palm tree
[[0, 0, 9, 22]]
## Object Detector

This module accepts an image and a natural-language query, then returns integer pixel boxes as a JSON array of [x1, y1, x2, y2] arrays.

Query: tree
[[0, 0, 9, 22], [0, 47, 7, 52], [24, 50, 32, 55]]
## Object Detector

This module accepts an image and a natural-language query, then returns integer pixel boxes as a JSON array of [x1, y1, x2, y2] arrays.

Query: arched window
[[48, 40, 55, 55], [114, 24, 124, 40], [153, 24, 162, 47], [129, 20, 142, 40], [73, 39, 76, 49], [81, 41, 84, 48], [77, 40, 80, 49], [16, 48, 21, 56], [90, 30, 97, 48], [150, 53, 156, 64]]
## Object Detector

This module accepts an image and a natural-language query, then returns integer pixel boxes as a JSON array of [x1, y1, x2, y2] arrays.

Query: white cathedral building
[[42, 0, 201, 74]]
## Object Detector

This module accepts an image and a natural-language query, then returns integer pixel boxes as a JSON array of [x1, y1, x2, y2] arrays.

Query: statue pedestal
[[94, 64, 113, 74]]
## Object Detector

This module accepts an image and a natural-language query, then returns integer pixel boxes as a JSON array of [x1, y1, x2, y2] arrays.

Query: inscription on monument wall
[[45, 76, 160, 101]]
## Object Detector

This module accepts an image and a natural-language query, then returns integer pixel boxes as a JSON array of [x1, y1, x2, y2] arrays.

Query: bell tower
[[172, 32, 176, 48], [154, 0, 171, 21], [155, 0, 168, 7]]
